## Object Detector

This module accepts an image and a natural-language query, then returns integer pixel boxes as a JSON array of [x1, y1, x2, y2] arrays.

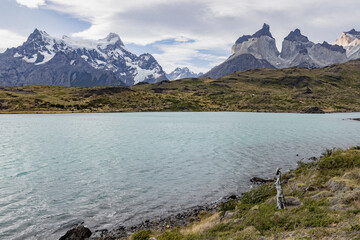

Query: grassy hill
[[1, 60, 360, 113], [128, 147, 360, 240]]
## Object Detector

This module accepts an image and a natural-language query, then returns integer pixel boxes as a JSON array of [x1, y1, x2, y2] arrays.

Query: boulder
[[59, 225, 92, 240], [304, 107, 325, 114]]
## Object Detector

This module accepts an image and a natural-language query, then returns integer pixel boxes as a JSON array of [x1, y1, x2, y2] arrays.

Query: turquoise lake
[[0, 112, 360, 239]]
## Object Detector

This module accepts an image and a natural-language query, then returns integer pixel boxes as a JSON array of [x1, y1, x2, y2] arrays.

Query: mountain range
[[203, 24, 360, 78], [166, 67, 203, 80], [1, 26, 360, 87], [0, 29, 167, 87]]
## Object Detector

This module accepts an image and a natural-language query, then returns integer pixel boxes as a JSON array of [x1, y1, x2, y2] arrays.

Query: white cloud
[[16, 0, 46, 8], [0, 29, 26, 52]]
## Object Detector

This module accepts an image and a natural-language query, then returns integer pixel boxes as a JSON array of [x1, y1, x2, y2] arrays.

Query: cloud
[[152, 39, 228, 73], [16, 0, 45, 8], [0, 29, 26, 52]]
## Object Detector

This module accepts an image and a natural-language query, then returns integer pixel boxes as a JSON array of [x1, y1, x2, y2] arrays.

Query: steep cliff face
[[0, 29, 167, 87], [231, 24, 281, 67]]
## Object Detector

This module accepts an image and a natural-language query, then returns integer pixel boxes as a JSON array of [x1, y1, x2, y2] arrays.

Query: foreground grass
[[129, 147, 360, 240], [1, 60, 360, 113]]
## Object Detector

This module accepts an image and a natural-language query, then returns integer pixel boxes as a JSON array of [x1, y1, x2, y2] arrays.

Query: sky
[[0, 0, 359, 73]]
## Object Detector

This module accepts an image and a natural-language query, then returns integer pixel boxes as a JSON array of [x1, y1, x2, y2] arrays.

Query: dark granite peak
[[252, 23, 273, 38], [321, 41, 346, 53], [235, 23, 273, 44], [284, 29, 309, 42], [346, 29, 360, 35]]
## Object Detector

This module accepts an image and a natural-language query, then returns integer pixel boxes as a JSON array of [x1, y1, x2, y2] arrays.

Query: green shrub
[[132, 230, 151, 240], [318, 149, 360, 170], [321, 148, 335, 158], [241, 184, 276, 205]]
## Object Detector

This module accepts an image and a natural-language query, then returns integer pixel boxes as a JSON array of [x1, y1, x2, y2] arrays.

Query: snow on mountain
[[166, 67, 203, 80], [0, 29, 167, 87]]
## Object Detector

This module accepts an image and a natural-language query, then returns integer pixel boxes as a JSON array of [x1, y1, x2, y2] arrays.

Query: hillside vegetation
[[129, 147, 360, 240], [1, 60, 360, 113]]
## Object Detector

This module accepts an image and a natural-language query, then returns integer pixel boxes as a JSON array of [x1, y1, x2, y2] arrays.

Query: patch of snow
[[81, 55, 89, 61], [70, 60, 75, 65], [23, 54, 37, 63], [35, 51, 55, 65], [13, 52, 22, 58]]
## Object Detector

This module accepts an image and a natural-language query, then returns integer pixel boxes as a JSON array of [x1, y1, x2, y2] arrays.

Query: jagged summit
[[252, 23, 273, 38], [102, 32, 124, 47], [235, 23, 273, 44], [26, 28, 48, 43], [284, 29, 309, 42]]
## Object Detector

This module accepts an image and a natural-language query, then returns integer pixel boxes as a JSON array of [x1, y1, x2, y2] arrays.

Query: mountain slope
[[202, 54, 275, 79], [0, 29, 167, 87], [1, 59, 360, 113]]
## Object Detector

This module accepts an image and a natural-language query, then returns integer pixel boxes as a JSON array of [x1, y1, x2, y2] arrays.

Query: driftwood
[[250, 177, 274, 184], [275, 168, 286, 209]]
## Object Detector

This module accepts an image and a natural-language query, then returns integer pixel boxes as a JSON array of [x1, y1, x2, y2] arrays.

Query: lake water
[[0, 112, 360, 239]]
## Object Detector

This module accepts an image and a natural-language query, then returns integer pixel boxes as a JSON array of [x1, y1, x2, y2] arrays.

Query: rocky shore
[[60, 194, 241, 240]]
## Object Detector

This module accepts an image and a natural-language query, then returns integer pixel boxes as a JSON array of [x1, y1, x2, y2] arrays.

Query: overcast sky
[[0, 0, 359, 73]]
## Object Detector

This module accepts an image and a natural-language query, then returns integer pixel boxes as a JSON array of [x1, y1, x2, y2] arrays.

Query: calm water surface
[[0, 112, 359, 239]]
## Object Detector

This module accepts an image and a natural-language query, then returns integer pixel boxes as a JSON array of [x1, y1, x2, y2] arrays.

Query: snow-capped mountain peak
[[166, 67, 203, 80], [1, 29, 167, 86]]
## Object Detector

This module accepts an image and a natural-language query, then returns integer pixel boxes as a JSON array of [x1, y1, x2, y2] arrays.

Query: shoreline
[[91, 194, 241, 239], [1, 110, 360, 115]]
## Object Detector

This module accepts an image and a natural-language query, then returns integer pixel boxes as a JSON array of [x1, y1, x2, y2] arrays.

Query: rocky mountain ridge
[[204, 24, 360, 78], [0, 29, 167, 87]]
